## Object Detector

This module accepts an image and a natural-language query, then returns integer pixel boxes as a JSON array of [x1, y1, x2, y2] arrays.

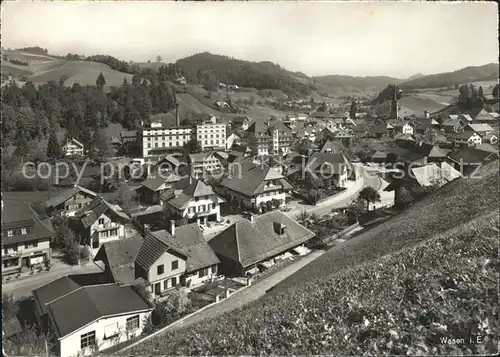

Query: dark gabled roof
[[33, 276, 83, 316], [94, 236, 143, 284], [448, 147, 499, 164], [247, 121, 271, 136], [120, 130, 137, 138], [47, 284, 152, 338], [45, 185, 97, 209], [167, 179, 224, 210], [475, 143, 499, 154], [162, 224, 220, 272], [140, 172, 181, 192], [308, 152, 350, 175], [2, 199, 54, 245], [368, 121, 387, 134], [428, 146, 451, 158], [209, 211, 315, 268], [73, 197, 130, 228], [221, 161, 292, 197], [371, 151, 388, 160], [135, 230, 187, 272]]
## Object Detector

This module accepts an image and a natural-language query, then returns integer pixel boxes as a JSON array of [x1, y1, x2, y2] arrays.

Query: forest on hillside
[[1, 72, 178, 164], [174, 52, 314, 97]]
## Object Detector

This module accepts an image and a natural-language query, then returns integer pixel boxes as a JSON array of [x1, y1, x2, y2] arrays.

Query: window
[[110, 229, 118, 236], [7, 230, 13, 237], [24, 241, 38, 249], [157, 264, 164, 275], [199, 268, 209, 278], [171, 276, 177, 287], [126, 315, 140, 331], [104, 322, 119, 340], [163, 279, 169, 290], [212, 203, 216, 209], [80, 331, 96, 349], [171, 260, 178, 271], [147, 144, 151, 148], [98, 218, 105, 225], [21, 228, 27, 235]]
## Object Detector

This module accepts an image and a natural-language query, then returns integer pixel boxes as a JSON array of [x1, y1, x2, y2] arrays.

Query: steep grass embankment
[[124, 162, 498, 355]]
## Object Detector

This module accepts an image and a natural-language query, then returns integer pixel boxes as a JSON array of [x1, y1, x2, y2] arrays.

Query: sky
[[1, 1, 498, 78]]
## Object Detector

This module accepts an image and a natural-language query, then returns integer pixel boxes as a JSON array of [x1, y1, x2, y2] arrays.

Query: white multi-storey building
[[196, 117, 226, 151], [139, 121, 193, 158]]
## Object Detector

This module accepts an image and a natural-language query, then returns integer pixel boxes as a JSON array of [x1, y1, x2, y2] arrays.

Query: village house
[[441, 116, 469, 133], [392, 120, 415, 135], [471, 108, 497, 124], [44, 185, 98, 217], [214, 101, 230, 110], [410, 117, 440, 135], [62, 138, 84, 156], [94, 223, 220, 293], [70, 197, 133, 254], [453, 131, 483, 147], [208, 210, 315, 277], [2, 199, 53, 276], [165, 178, 225, 225], [120, 130, 137, 144], [174, 76, 187, 85], [246, 121, 272, 156], [231, 116, 253, 131], [187, 151, 223, 179], [464, 123, 494, 136], [306, 152, 352, 188], [447, 146, 500, 175], [219, 159, 293, 213], [34, 282, 152, 357], [136, 172, 182, 204]]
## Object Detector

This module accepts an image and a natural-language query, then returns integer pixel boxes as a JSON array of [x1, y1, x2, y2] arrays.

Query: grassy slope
[[27, 60, 133, 87], [126, 161, 499, 356], [398, 95, 447, 114]]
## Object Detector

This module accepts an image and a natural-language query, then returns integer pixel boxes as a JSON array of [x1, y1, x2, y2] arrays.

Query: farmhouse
[[165, 178, 225, 224], [63, 138, 84, 156], [136, 172, 181, 204], [219, 159, 292, 213], [187, 151, 223, 179], [70, 197, 132, 254], [44, 185, 98, 217], [307, 152, 351, 188], [2, 199, 53, 276], [453, 131, 483, 147], [208, 211, 315, 277], [471, 108, 497, 124]]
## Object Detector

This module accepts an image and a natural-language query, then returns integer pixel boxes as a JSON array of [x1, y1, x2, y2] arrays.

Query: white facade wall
[[89, 214, 125, 253], [196, 123, 226, 151], [147, 251, 186, 296], [402, 124, 414, 135], [141, 126, 193, 157], [185, 265, 218, 288], [173, 195, 221, 222], [255, 191, 286, 208], [57, 311, 151, 357]]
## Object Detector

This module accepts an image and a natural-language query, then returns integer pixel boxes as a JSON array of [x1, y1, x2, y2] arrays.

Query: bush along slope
[[126, 212, 498, 356]]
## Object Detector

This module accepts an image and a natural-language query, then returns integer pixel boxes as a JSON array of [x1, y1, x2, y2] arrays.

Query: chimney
[[143, 224, 151, 234], [170, 220, 176, 236], [175, 103, 180, 127], [424, 110, 429, 119]]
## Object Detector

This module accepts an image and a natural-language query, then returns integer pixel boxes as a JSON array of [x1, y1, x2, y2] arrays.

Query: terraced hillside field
[[125, 161, 499, 356]]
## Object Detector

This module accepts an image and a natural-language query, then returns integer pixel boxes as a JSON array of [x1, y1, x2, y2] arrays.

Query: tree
[[96, 72, 106, 90], [478, 86, 485, 99], [156, 55, 162, 63], [358, 186, 381, 211], [183, 139, 202, 154], [493, 84, 499, 99], [61, 229, 80, 265], [115, 185, 137, 211], [346, 198, 366, 223], [14, 122, 29, 161], [349, 100, 357, 119], [46, 125, 62, 161], [91, 130, 112, 161]]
